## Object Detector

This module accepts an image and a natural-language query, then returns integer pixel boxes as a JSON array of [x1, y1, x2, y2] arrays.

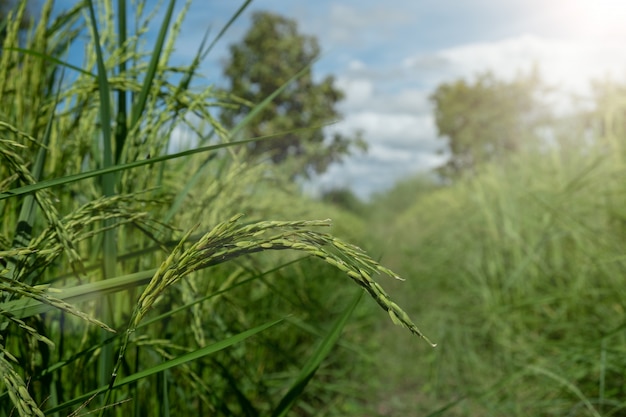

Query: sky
[[57, 0, 626, 199]]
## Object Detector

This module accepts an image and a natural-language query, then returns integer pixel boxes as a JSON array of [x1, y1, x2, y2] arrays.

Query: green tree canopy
[[220, 11, 365, 179], [430, 70, 550, 177]]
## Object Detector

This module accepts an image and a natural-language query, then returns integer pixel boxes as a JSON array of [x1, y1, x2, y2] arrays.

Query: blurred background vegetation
[[1, 0, 626, 416]]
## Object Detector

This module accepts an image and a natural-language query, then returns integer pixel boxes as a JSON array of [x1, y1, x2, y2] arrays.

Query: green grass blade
[[85, 0, 118, 390], [527, 365, 602, 417], [16, 259, 306, 385], [162, 154, 216, 223], [270, 289, 363, 417], [0, 127, 321, 201], [202, 0, 252, 59], [4, 47, 95, 77], [1, 269, 156, 319], [85, 0, 114, 176], [130, 0, 176, 130], [45, 318, 284, 414], [1, 256, 307, 321], [45, 0, 86, 33], [212, 360, 259, 417], [115, 0, 128, 163], [84, 0, 117, 278]]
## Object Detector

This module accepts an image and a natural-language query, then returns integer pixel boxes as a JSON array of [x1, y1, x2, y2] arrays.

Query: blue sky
[[57, 0, 626, 199]]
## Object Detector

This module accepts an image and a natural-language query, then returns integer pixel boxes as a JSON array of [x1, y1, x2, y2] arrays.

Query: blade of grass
[[212, 360, 259, 417], [1, 269, 156, 319], [85, 0, 118, 391], [161, 153, 216, 224], [85, 0, 114, 179], [129, 0, 176, 130], [45, 0, 86, 36], [527, 365, 602, 417], [1, 253, 309, 321], [0, 126, 328, 201], [5, 47, 94, 77], [201, 0, 252, 59], [270, 289, 363, 417], [114, 0, 128, 164], [46, 317, 285, 414], [165, 0, 249, 106]]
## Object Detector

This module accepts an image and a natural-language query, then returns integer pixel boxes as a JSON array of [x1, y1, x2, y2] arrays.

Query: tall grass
[[0, 1, 430, 416], [369, 128, 626, 415]]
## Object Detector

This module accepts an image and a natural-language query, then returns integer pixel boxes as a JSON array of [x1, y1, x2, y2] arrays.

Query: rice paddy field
[[1, 1, 626, 416]]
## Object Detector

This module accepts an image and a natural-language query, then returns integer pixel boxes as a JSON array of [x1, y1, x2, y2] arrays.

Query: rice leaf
[[271, 290, 363, 417]]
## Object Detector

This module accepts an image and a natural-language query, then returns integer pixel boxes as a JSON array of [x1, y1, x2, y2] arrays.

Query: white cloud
[[367, 144, 428, 163], [311, 144, 447, 200], [373, 89, 431, 114], [336, 76, 432, 115], [347, 60, 367, 71], [407, 34, 626, 94], [336, 77, 374, 107], [334, 112, 437, 148]]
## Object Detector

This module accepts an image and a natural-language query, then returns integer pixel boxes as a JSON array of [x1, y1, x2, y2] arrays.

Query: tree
[[430, 70, 550, 177], [320, 187, 365, 215], [220, 11, 365, 179]]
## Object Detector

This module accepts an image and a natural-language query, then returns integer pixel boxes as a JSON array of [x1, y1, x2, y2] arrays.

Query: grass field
[[360, 142, 626, 416], [1, 1, 626, 416]]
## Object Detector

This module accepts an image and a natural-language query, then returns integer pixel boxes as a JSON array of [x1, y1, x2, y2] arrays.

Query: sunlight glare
[[559, 0, 626, 40]]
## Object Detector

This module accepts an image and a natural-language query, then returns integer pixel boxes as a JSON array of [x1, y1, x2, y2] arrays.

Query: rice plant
[[0, 1, 432, 416]]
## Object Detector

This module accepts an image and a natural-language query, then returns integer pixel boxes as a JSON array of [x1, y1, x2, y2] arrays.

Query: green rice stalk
[[0, 0, 27, 98], [0, 277, 115, 333], [0, 354, 45, 417], [0, 313, 55, 349], [0, 127, 86, 285], [125, 216, 434, 370]]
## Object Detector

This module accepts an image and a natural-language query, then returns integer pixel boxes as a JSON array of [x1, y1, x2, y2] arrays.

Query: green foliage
[[220, 11, 366, 179], [362, 122, 626, 416], [430, 69, 551, 177], [368, 174, 440, 223], [320, 187, 366, 216], [0, 1, 427, 416]]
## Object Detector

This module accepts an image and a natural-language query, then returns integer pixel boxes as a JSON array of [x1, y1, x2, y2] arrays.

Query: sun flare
[[555, 0, 626, 40]]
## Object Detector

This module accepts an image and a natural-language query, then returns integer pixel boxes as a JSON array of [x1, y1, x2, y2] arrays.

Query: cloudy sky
[[57, 0, 626, 199]]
